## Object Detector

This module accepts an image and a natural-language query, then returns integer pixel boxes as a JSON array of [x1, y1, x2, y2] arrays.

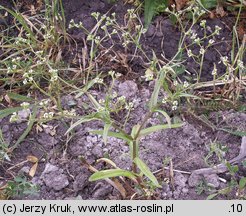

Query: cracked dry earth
[[1, 79, 245, 200]]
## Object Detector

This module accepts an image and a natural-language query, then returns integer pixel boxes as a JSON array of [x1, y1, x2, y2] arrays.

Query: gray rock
[[204, 174, 220, 188], [18, 166, 30, 175], [188, 173, 220, 188], [118, 81, 138, 99], [188, 173, 203, 187], [92, 182, 113, 199], [41, 163, 69, 191], [73, 170, 90, 192], [146, 24, 155, 37], [175, 173, 188, 188], [182, 187, 189, 194], [36, 133, 58, 147], [18, 109, 31, 121]]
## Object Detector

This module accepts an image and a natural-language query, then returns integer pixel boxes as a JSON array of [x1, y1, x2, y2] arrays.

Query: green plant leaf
[[90, 130, 133, 143], [144, 0, 156, 27], [7, 93, 33, 102], [239, 177, 246, 189], [220, 128, 246, 137], [0, 107, 23, 119], [65, 114, 100, 135], [154, 109, 171, 128], [131, 124, 141, 138], [87, 93, 102, 110], [149, 68, 166, 110], [206, 193, 218, 200], [11, 105, 38, 150], [103, 123, 111, 145], [134, 157, 161, 187], [140, 123, 183, 137], [200, 0, 217, 9], [144, 0, 168, 27], [89, 169, 136, 181]]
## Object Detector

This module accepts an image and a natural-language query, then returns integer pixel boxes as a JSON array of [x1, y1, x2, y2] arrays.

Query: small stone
[[188, 173, 203, 187], [118, 81, 138, 99], [204, 174, 220, 188], [175, 173, 188, 188], [92, 183, 113, 199], [182, 187, 189, 194], [18, 166, 30, 175], [41, 163, 69, 191], [146, 24, 155, 37], [73, 169, 90, 192]]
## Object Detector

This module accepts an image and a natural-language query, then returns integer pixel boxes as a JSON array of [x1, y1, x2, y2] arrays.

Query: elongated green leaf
[[89, 169, 136, 181], [144, 0, 156, 27], [206, 193, 218, 200], [103, 123, 111, 145], [11, 105, 38, 150], [0, 107, 23, 119], [149, 68, 166, 110], [65, 114, 100, 135], [75, 75, 102, 98], [91, 130, 133, 143], [134, 157, 161, 187], [239, 177, 246, 189], [87, 93, 102, 110], [140, 123, 183, 137], [0, 6, 37, 41], [7, 93, 33, 102], [200, 0, 217, 9], [154, 109, 171, 128], [131, 124, 141, 138], [144, 0, 168, 27], [220, 129, 246, 137], [178, 93, 200, 99]]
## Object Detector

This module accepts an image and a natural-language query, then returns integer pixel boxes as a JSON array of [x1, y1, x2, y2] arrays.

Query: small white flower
[[224, 74, 229, 81], [220, 56, 228, 65], [215, 25, 222, 35], [190, 32, 197, 40], [43, 112, 54, 119], [173, 80, 178, 86], [173, 100, 178, 106], [212, 65, 217, 76], [125, 102, 134, 110], [200, 20, 206, 28], [94, 77, 103, 84], [194, 38, 201, 44], [10, 112, 19, 123], [97, 107, 105, 112], [208, 39, 215, 45], [183, 81, 189, 88], [20, 102, 30, 109], [111, 29, 117, 35], [108, 70, 115, 76], [199, 47, 205, 55], [118, 96, 126, 102], [23, 79, 28, 85], [187, 50, 193, 57], [172, 106, 177, 111], [162, 98, 167, 104], [99, 99, 105, 104], [112, 91, 118, 99], [91, 12, 100, 20], [237, 60, 244, 69]]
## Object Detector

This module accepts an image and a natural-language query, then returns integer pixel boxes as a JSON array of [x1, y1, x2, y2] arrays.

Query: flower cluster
[[23, 69, 34, 84], [49, 69, 58, 82]]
